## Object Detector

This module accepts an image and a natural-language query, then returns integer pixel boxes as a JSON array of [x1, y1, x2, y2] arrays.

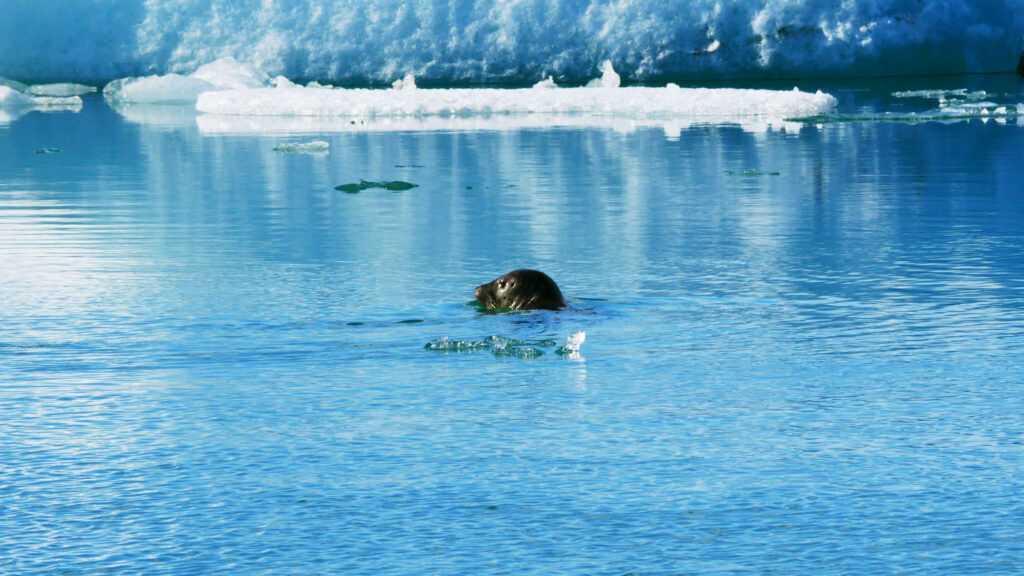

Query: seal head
[[474, 269, 567, 311]]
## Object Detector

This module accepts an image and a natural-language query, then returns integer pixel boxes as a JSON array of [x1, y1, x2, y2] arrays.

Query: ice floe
[[103, 57, 270, 104], [27, 83, 97, 97], [194, 61, 837, 124], [0, 85, 83, 114], [273, 140, 330, 154]]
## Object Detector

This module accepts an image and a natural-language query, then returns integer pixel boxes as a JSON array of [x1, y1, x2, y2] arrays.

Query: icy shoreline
[[94, 58, 840, 123], [7, 57, 1023, 132]]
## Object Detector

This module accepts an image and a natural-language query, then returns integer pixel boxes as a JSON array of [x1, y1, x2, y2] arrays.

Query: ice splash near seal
[[426, 331, 586, 359]]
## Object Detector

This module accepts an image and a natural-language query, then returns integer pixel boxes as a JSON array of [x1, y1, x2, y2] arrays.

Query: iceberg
[[0, 85, 82, 111], [1, 0, 1021, 85], [0, 85, 34, 108], [104, 57, 270, 104], [1, 77, 29, 93]]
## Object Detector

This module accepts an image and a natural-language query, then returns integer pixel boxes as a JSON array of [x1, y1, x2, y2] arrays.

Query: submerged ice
[[1, 1, 1022, 85]]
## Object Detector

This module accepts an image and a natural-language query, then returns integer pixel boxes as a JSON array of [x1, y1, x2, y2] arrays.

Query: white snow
[[195, 82, 837, 122]]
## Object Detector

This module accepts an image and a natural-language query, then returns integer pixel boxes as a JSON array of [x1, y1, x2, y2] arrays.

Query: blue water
[[2, 77, 1024, 575]]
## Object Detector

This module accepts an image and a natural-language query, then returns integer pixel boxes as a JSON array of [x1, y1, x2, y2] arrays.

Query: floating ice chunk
[[192, 57, 271, 90], [586, 60, 620, 88], [27, 83, 96, 97], [104, 74, 216, 104], [0, 86, 35, 108], [533, 76, 557, 89], [273, 140, 330, 154], [196, 84, 837, 122], [0, 77, 29, 93], [0, 86, 80, 110], [104, 57, 271, 104], [392, 74, 417, 91]]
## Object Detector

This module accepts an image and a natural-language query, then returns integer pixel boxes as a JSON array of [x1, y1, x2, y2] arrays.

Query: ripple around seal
[[425, 334, 563, 358]]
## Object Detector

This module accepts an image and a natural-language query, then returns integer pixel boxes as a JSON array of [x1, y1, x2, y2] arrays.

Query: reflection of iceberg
[[196, 110, 808, 136], [107, 102, 202, 128]]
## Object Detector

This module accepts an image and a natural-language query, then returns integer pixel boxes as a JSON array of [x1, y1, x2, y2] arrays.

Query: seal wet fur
[[474, 269, 567, 311]]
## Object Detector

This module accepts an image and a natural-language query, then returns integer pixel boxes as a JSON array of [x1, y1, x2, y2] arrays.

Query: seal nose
[[474, 285, 483, 299]]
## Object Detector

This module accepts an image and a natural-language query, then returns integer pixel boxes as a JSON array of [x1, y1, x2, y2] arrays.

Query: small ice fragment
[[273, 140, 330, 154], [586, 61, 620, 88], [0, 77, 29, 93], [0, 86, 35, 108], [533, 76, 557, 89], [28, 83, 96, 97], [705, 39, 721, 53], [273, 76, 298, 89], [392, 73, 417, 90]]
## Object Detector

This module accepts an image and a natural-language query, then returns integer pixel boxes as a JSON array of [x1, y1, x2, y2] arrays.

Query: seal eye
[[498, 280, 506, 289]]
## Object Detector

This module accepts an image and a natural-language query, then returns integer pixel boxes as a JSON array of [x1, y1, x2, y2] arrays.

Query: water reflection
[[2, 93, 1023, 367]]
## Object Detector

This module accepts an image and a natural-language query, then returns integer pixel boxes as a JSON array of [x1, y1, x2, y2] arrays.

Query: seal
[[474, 269, 567, 311]]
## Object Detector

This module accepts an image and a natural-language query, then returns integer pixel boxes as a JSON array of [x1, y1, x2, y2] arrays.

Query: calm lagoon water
[[2, 76, 1023, 575]]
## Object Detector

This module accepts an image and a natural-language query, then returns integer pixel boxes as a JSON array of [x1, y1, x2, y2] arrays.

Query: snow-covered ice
[[195, 81, 837, 122], [0, 85, 82, 111]]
